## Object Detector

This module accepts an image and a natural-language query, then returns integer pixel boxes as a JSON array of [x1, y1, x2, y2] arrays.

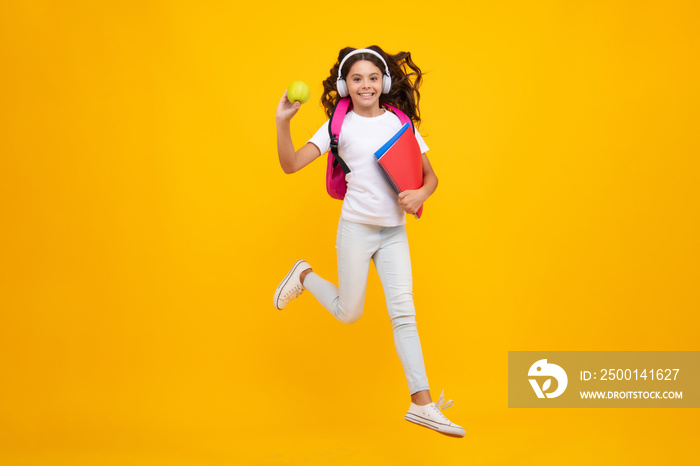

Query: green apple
[[287, 81, 310, 104]]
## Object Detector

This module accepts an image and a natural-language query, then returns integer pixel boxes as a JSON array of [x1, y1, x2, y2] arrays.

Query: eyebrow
[[350, 72, 381, 78]]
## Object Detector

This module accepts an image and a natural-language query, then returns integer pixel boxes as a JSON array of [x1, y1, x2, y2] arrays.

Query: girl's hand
[[276, 90, 302, 122], [398, 189, 428, 215]]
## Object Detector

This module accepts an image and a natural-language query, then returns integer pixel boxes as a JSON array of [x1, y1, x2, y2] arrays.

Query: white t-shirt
[[308, 109, 429, 227]]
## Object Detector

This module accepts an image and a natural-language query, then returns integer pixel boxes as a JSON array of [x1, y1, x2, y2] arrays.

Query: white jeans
[[304, 218, 430, 395]]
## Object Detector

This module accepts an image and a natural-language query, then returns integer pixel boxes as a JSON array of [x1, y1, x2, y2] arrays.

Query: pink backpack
[[326, 97, 414, 200]]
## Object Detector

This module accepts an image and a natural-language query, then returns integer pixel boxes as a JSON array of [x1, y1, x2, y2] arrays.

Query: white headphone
[[336, 48, 392, 98]]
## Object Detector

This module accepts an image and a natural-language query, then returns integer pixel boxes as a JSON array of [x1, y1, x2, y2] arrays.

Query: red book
[[374, 122, 424, 218]]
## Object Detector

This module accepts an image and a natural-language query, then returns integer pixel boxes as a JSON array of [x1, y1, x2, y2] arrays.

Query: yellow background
[[1, 1, 698, 464]]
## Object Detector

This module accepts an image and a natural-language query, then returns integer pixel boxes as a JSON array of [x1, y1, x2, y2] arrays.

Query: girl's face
[[345, 60, 384, 117]]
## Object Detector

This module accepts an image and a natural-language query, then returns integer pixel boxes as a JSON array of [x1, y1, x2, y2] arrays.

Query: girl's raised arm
[[276, 91, 321, 174]]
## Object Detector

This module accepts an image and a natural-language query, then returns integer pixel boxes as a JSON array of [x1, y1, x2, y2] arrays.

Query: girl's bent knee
[[340, 314, 362, 325], [337, 304, 363, 325]]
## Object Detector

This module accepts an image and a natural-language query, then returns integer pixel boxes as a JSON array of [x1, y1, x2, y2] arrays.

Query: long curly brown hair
[[321, 45, 424, 127]]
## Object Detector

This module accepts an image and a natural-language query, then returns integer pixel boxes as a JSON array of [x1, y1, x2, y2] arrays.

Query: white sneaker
[[405, 390, 465, 438], [273, 260, 310, 310]]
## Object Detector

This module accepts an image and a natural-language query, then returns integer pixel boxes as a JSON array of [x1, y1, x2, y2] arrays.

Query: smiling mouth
[[358, 92, 375, 98]]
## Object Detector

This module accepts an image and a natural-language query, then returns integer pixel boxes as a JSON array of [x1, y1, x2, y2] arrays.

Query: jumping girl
[[273, 46, 465, 438]]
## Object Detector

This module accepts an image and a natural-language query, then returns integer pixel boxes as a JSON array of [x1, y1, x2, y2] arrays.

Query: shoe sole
[[273, 260, 306, 310], [405, 414, 465, 438]]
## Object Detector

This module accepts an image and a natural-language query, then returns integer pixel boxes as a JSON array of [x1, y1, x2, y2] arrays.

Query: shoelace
[[432, 390, 455, 421], [436, 390, 454, 410], [282, 284, 303, 301]]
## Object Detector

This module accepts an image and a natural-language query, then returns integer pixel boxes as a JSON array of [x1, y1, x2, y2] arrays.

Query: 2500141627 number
[[600, 369, 679, 381]]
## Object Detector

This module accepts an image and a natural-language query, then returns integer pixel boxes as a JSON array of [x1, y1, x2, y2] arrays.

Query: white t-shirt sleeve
[[414, 129, 429, 154], [308, 120, 331, 155]]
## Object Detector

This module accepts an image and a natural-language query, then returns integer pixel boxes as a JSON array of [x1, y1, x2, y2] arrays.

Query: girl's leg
[[303, 219, 380, 324], [372, 225, 431, 397], [372, 226, 467, 437]]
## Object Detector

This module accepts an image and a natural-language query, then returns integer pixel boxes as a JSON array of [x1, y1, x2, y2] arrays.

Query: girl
[[273, 46, 465, 438]]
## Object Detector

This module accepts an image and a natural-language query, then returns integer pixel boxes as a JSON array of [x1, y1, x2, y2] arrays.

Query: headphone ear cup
[[382, 75, 392, 94], [337, 79, 348, 98]]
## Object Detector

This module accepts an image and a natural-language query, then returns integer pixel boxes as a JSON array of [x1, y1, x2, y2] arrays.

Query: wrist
[[417, 186, 430, 202]]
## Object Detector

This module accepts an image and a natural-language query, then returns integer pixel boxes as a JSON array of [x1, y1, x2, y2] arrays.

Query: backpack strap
[[383, 103, 414, 132], [328, 97, 352, 175]]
